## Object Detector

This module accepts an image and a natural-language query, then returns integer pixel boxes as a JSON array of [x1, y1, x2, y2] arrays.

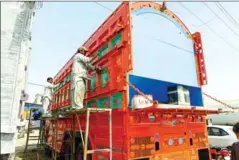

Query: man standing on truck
[[71, 46, 101, 110], [42, 77, 59, 117]]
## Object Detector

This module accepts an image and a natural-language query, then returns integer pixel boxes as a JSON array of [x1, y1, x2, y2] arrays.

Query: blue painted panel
[[24, 103, 42, 111], [131, 11, 198, 87], [128, 74, 203, 107]]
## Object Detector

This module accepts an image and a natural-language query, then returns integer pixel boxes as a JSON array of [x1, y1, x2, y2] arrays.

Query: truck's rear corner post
[[83, 109, 90, 160]]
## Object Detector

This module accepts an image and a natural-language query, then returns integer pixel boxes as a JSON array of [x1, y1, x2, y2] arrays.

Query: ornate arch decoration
[[130, 2, 193, 41], [129, 2, 207, 86]]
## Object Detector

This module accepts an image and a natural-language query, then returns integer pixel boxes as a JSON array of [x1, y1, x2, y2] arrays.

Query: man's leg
[[71, 88, 76, 109], [45, 99, 51, 116], [42, 97, 48, 114], [42, 98, 50, 117], [73, 79, 85, 110], [47, 98, 52, 115]]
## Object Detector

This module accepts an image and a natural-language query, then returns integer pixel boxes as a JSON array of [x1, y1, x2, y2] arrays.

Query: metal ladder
[[24, 108, 44, 152], [75, 108, 113, 160]]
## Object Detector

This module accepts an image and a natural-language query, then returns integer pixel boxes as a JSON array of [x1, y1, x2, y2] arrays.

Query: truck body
[[1, 2, 36, 155], [46, 2, 218, 160]]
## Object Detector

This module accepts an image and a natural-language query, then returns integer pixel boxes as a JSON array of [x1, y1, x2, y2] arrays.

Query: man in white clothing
[[42, 77, 59, 117], [71, 46, 101, 110]]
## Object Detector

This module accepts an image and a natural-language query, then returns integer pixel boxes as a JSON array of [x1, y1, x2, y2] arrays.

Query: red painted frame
[[193, 32, 208, 86], [51, 2, 131, 111]]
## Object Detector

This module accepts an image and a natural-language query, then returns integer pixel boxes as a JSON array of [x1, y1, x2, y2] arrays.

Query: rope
[[123, 75, 236, 110], [67, 130, 72, 140], [125, 77, 238, 111], [203, 92, 238, 110], [75, 113, 85, 147], [118, 75, 158, 105], [126, 81, 158, 105]]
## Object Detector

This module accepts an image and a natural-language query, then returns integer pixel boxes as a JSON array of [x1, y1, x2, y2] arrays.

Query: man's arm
[[89, 54, 98, 63], [47, 83, 59, 89], [75, 53, 100, 71], [86, 63, 96, 70], [87, 54, 100, 70], [53, 83, 60, 88], [75, 53, 91, 63]]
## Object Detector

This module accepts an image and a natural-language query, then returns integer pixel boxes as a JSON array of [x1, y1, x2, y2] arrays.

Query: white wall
[[1, 2, 36, 154]]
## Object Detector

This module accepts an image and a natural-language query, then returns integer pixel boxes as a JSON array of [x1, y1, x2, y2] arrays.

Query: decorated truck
[[44, 2, 219, 160]]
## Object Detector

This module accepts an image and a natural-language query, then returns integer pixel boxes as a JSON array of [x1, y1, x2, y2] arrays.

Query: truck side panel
[[46, 111, 127, 159], [52, 2, 132, 112]]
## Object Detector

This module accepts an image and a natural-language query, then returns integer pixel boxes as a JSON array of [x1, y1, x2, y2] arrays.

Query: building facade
[[1, 2, 40, 155]]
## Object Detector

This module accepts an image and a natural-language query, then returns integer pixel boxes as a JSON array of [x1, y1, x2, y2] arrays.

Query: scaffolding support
[[42, 108, 113, 160], [82, 108, 112, 160]]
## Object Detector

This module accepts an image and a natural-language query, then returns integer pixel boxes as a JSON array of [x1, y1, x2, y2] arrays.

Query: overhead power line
[[192, 10, 221, 27], [94, 2, 194, 54], [95, 2, 239, 53], [94, 2, 113, 12], [215, 2, 239, 29], [179, 2, 239, 53], [137, 32, 194, 54], [28, 82, 45, 87], [202, 2, 239, 37]]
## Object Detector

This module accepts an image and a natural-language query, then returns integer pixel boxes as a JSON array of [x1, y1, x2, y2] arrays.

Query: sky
[[27, 2, 239, 105]]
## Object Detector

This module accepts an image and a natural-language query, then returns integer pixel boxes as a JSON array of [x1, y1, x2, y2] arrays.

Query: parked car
[[207, 125, 238, 150]]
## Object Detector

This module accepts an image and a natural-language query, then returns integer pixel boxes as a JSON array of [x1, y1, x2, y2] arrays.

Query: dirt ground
[[15, 130, 45, 160]]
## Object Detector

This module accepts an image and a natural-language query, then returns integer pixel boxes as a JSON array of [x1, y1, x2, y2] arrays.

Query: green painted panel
[[55, 85, 59, 91], [62, 78, 66, 86], [87, 100, 97, 108], [53, 74, 72, 92], [110, 33, 122, 49], [65, 106, 72, 112], [60, 81, 63, 87], [67, 74, 72, 82], [100, 68, 109, 88], [98, 44, 109, 58], [90, 74, 97, 91], [97, 97, 109, 108], [110, 92, 123, 109], [70, 89, 75, 104]]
